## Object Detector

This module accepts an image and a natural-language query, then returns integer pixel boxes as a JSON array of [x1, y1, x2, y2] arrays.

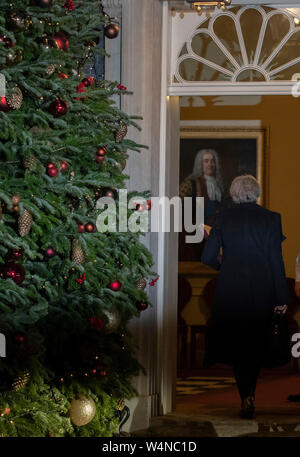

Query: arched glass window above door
[[172, 6, 300, 91]]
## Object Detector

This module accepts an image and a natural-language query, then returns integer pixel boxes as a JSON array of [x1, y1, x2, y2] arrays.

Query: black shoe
[[288, 394, 300, 402], [239, 396, 255, 419]]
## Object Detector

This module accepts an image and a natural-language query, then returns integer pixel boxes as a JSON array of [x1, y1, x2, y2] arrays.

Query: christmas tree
[[0, 0, 156, 437]]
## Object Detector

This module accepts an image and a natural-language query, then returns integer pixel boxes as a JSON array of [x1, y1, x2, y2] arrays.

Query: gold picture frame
[[179, 126, 269, 274]]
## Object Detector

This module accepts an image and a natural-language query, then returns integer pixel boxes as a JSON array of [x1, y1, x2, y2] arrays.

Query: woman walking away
[[201, 175, 290, 419]]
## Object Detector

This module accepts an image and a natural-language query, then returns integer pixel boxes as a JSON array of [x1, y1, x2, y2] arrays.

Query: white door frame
[[158, 0, 300, 415]]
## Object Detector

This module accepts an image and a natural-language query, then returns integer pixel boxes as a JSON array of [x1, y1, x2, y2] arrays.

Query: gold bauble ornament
[[115, 122, 128, 143], [103, 307, 121, 334], [12, 370, 30, 391], [18, 209, 33, 237], [7, 86, 23, 110], [70, 395, 96, 426], [136, 278, 147, 290], [72, 240, 85, 265]]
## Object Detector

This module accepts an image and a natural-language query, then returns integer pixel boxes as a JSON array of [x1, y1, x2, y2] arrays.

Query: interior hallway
[[134, 368, 300, 437]]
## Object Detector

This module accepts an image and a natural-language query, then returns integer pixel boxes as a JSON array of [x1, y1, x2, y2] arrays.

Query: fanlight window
[[176, 6, 300, 83]]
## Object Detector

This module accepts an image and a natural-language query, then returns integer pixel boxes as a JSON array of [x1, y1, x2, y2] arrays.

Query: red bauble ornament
[[104, 23, 119, 39], [108, 279, 122, 291], [3, 408, 10, 415], [96, 155, 105, 163], [89, 317, 104, 332], [146, 199, 152, 211], [82, 77, 95, 87], [136, 301, 148, 311], [45, 247, 56, 258], [78, 224, 85, 233], [58, 73, 68, 79], [60, 160, 69, 171], [85, 222, 95, 233], [15, 335, 25, 343], [53, 31, 69, 51], [96, 146, 106, 156], [48, 99, 68, 117], [104, 188, 117, 199], [47, 164, 59, 177], [99, 369, 107, 377], [1, 263, 25, 285], [0, 35, 14, 48], [0, 96, 12, 112]]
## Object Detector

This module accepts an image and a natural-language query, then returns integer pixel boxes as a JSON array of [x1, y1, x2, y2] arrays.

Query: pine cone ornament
[[46, 64, 56, 75], [136, 278, 147, 289], [72, 240, 85, 265], [115, 122, 128, 143], [12, 370, 30, 391], [23, 154, 38, 171], [7, 86, 23, 110], [18, 209, 32, 237]]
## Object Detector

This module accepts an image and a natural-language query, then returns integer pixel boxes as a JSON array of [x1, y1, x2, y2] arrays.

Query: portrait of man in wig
[[179, 148, 223, 226]]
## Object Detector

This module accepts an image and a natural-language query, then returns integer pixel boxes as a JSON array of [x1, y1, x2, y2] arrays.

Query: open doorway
[[175, 94, 300, 408]]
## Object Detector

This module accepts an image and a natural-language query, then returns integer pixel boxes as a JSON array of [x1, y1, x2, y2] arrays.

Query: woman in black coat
[[201, 175, 290, 418]]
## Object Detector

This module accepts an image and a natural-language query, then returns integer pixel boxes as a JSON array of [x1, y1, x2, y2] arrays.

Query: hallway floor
[[133, 369, 300, 437]]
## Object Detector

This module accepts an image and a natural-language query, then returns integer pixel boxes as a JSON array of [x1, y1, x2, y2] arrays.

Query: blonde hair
[[230, 175, 260, 203]]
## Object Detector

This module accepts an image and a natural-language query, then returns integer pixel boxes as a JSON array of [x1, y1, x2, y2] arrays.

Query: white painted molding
[[180, 120, 262, 127], [169, 81, 297, 95], [167, 1, 300, 8], [171, 5, 300, 91]]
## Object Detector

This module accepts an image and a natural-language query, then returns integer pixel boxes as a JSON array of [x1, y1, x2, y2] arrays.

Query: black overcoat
[[201, 202, 291, 367]]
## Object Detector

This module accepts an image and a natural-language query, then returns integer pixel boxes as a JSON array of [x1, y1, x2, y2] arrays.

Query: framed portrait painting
[[178, 126, 269, 270]]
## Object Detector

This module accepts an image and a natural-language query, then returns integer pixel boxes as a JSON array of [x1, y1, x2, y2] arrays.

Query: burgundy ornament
[[96, 155, 105, 163], [136, 301, 148, 311], [96, 146, 106, 156], [53, 31, 69, 51], [1, 263, 25, 285], [0, 96, 12, 112], [108, 279, 122, 291], [47, 163, 59, 177], [15, 334, 25, 343], [82, 77, 95, 87], [89, 317, 105, 332], [104, 188, 117, 199], [10, 249, 23, 261], [48, 99, 68, 117], [0, 35, 14, 48], [78, 223, 85, 233], [60, 160, 69, 171], [104, 23, 119, 39], [45, 247, 56, 258], [146, 199, 152, 211], [85, 222, 95, 233]]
